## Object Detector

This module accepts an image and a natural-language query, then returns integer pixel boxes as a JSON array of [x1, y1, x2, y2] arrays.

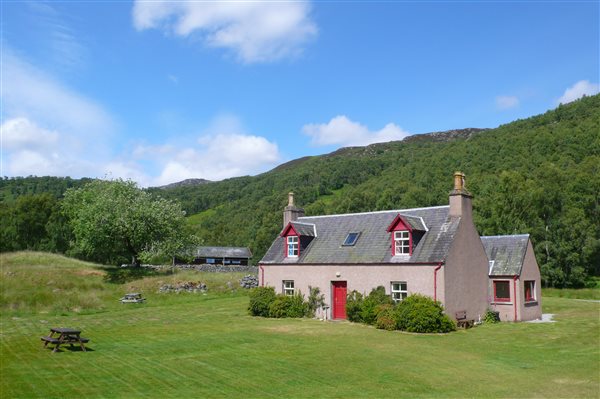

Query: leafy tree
[[62, 179, 195, 265]]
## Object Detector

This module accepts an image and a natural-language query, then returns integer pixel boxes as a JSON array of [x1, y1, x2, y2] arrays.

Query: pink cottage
[[259, 173, 542, 322]]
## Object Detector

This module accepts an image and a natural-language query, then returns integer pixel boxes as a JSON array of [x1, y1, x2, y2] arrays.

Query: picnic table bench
[[455, 310, 474, 328], [120, 293, 146, 303], [41, 328, 89, 352]]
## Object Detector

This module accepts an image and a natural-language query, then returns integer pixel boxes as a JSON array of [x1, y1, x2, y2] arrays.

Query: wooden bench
[[455, 310, 474, 328], [41, 336, 60, 346]]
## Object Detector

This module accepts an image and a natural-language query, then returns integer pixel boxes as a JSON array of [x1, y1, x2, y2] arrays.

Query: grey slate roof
[[290, 221, 317, 237], [480, 235, 529, 276], [261, 206, 459, 264], [196, 246, 252, 258], [395, 214, 428, 231]]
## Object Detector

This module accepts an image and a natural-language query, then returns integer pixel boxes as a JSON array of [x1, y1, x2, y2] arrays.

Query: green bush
[[345, 290, 364, 322], [361, 286, 393, 325], [375, 304, 396, 331], [394, 294, 455, 333], [248, 286, 276, 317], [268, 293, 308, 318], [307, 286, 326, 317], [484, 309, 500, 324]]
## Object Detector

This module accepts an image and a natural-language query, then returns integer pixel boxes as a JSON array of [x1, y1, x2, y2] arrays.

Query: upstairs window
[[524, 280, 536, 302], [283, 280, 295, 296], [287, 236, 299, 257], [343, 232, 361, 246], [394, 231, 410, 255], [391, 282, 408, 303], [493, 280, 511, 302]]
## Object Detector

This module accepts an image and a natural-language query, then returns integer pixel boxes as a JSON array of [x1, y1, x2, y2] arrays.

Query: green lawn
[[1, 253, 599, 398]]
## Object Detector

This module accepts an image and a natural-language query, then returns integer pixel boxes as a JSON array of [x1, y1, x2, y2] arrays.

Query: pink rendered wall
[[489, 278, 518, 321], [518, 240, 543, 321], [260, 264, 441, 319], [443, 217, 490, 322]]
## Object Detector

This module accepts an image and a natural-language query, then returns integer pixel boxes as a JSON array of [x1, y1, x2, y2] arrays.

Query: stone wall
[[135, 263, 258, 274]]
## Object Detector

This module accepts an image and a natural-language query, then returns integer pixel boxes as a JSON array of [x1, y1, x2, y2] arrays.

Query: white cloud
[[557, 80, 599, 104], [0, 51, 279, 186], [1, 50, 115, 178], [302, 115, 410, 147], [167, 74, 179, 84], [1, 117, 97, 177], [496, 95, 519, 110], [132, 1, 317, 63], [143, 131, 281, 186], [3, 50, 114, 137], [2, 118, 59, 151]]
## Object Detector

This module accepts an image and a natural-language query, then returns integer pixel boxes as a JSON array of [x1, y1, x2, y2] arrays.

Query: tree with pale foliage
[[62, 179, 197, 266]]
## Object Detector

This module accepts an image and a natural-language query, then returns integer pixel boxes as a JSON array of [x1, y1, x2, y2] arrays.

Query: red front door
[[332, 281, 347, 319]]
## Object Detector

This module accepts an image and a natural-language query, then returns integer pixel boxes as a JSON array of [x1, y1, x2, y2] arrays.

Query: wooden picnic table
[[120, 293, 146, 303], [41, 328, 89, 352]]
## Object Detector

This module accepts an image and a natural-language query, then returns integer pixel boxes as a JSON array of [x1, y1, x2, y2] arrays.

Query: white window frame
[[391, 281, 408, 303], [394, 231, 410, 255], [283, 280, 295, 296], [287, 236, 299, 257]]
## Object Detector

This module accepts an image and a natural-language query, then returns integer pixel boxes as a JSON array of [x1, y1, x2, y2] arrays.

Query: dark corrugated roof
[[196, 246, 252, 258], [261, 206, 459, 264], [480, 235, 529, 276]]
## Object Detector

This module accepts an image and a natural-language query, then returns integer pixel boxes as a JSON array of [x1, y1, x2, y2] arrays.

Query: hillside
[[1, 95, 599, 287], [154, 95, 599, 288]]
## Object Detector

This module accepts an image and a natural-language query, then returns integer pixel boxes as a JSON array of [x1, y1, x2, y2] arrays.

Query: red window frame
[[524, 280, 536, 302], [493, 280, 511, 302], [387, 214, 414, 256]]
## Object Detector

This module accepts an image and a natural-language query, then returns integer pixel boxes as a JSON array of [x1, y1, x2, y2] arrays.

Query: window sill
[[524, 301, 538, 307], [491, 301, 513, 305]]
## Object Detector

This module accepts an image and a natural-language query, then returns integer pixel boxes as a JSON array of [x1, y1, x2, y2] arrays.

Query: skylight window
[[343, 232, 361, 246]]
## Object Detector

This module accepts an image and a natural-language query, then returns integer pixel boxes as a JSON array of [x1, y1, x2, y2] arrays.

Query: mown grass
[[1, 252, 599, 398]]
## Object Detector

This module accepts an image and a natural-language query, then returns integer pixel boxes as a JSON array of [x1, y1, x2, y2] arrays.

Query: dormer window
[[343, 232, 361, 246], [287, 236, 299, 257], [387, 213, 425, 257], [394, 231, 410, 255]]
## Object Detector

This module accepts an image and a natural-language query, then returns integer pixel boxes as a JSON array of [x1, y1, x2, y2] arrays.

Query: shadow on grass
[[101, 266, 173, 284], [49, 346, 95, 353]]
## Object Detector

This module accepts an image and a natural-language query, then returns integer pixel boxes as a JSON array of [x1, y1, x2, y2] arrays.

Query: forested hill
[[152, 95, 600, 287], [1, 95, 598, 287]]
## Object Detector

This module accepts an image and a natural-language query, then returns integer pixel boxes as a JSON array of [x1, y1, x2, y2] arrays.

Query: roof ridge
[[291, 221, 316, 226], [299, 205, 449, 219], [481, 234, 530, 239]]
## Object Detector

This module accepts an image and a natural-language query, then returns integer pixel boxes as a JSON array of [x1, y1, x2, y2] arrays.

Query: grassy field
[[1, 252, 599, 398]]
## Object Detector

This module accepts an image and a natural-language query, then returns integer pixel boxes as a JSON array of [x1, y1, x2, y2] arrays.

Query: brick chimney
[[283, 192, 305, 228], [449, 172, 473, 219]]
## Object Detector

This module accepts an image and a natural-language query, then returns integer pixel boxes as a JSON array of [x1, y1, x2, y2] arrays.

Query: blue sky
[[2, 1, 598, 186]]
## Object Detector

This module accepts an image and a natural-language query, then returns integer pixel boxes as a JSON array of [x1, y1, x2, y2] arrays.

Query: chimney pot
[[288, 192, 294, 206], [453, 171, 465, 191]]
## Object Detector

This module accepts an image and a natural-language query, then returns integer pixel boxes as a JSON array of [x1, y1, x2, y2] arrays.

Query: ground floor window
[[283, 280, 295, 296], [493, 280, 511, 302], [524, 280, 536, 302], [391, 281, 408, 303]]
